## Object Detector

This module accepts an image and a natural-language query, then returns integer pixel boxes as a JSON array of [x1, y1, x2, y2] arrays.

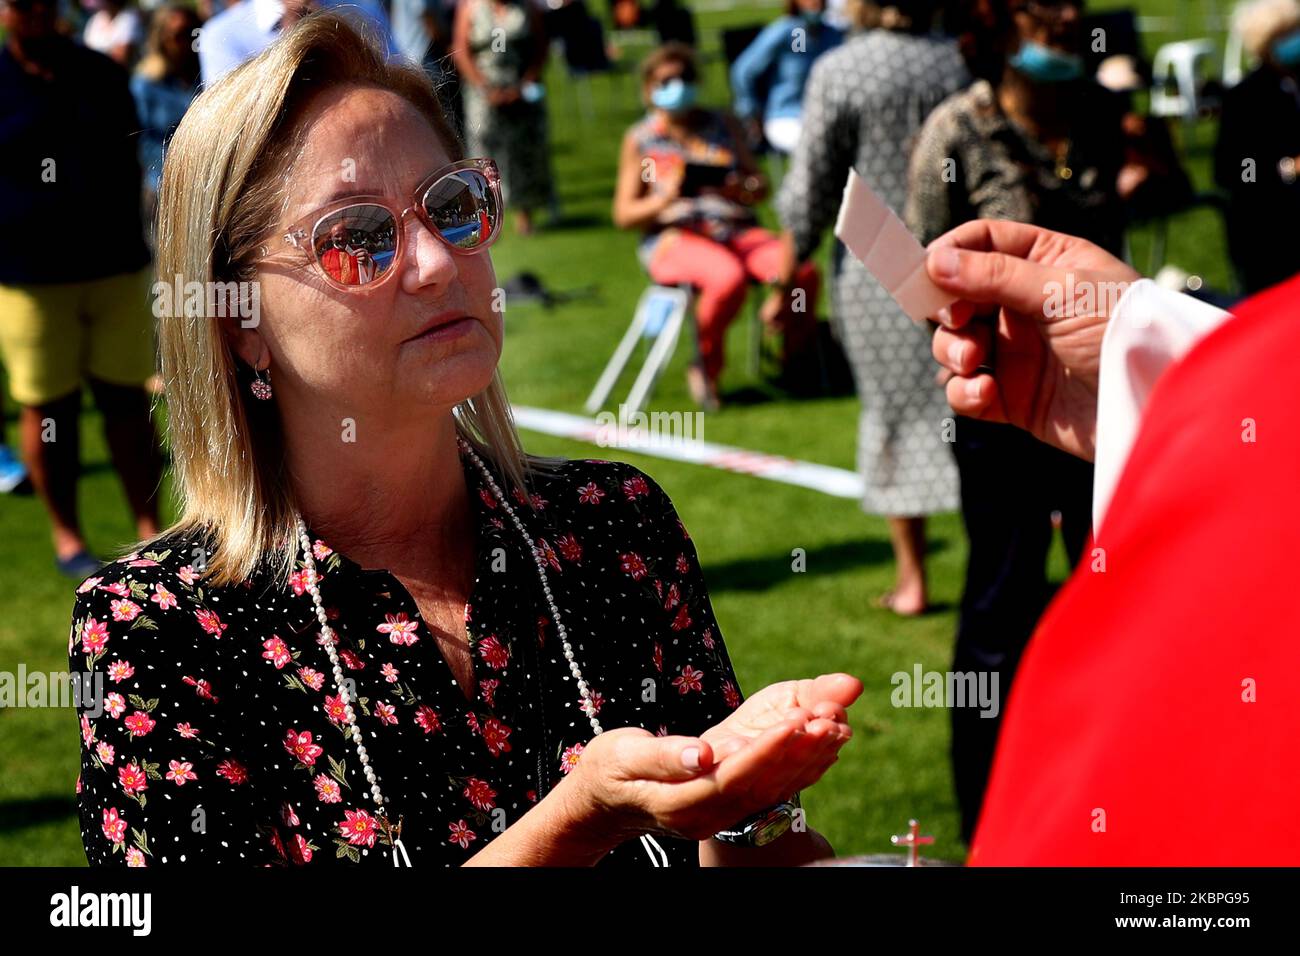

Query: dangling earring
[[250, 365, 273, 400]]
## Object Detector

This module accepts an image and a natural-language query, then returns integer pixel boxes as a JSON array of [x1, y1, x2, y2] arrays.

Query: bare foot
[[874, 589, 927, 617], [686, 365, 720, 412]]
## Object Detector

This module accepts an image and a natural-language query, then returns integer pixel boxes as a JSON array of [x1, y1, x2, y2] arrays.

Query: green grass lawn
[[0, 0, 1232, 865]]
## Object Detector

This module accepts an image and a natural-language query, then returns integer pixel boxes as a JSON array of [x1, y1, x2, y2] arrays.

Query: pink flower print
[[177, 565, 199, 586], [375, 700, 398, 725], [297, 667, 325, 691], [579, 690, 605, 718], [105, 693, 126, 718], [287, 567, 319, 597], [478, 635, 509, 670], [577, 482, 605, 504], [377, 612, 420, 646], [652, 642, 664, 673], [314, 774, 342, 803], [656, 724, 669, 737], [556, 534, 582, 565], [722, 680, 741, 709], [448, 820, 476, 849], [673, 665, 704, 695], [663, 583, 680, 611], [536, 538, 561, 572], [338, 809, 378, 848], [283, 729, 324, 767], [216, 759, 248, 785], [670, 605, 692, 631], [339, 649, 365, 670], [280, 802, 300, 827], [380, 662, 399, 683], [529, 493, 547, 509], [194, 608, 227, 637], [124, 711, 156, 737], [77, 576, 102, 594], [414, 704, 442, 735], [102, 808, 127, 846], [166, 760, 197, 786], [96, 741, 115, 765], [288, 833, 313, 865], [465, 712, 481, 736], [126, 847, 147, 867], [622, 475, 650, 500], [559, 742, 585, 775], [81, 617, 110, 655], [478, 487, 498, 509], [312, 539, 333, 560], [107, 660, 134, 683], [118, 762, 148, 795], [127, 558, 159, 567], [176, 722, 199, 739], [512, 487, 529, 506], [481, 717, 512, 757], [675, 554, 690, 575], [99, 581, 130, 597], [262, 635, 291, 669], [150, 582, 177, 610], [324, 693, 349, 726], [702, 627, 716, 650], [479, 678, 500, 708], [620, 552, 648, 580], [182, 675, 219, 702], [80, 714, 94, 747], [463, 777, 497, 812]]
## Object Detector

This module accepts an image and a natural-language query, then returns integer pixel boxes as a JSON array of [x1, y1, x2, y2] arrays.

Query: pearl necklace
[[293, 438, 671, 866]]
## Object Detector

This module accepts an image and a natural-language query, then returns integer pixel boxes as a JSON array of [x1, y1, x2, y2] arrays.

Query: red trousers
[[646, 226, 819, 382]]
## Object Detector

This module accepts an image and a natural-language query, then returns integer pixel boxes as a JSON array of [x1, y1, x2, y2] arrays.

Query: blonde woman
[[68, 12, 860, 867]]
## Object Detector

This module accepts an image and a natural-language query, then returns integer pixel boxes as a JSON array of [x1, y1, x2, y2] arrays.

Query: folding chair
[[585, 283, 695, 416]]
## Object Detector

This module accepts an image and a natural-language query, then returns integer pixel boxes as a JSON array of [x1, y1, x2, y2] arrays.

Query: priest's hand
[[923, 219, 1140, 461]]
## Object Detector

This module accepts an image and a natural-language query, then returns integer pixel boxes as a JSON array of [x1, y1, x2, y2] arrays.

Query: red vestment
[[970, 276, 1300, 865]]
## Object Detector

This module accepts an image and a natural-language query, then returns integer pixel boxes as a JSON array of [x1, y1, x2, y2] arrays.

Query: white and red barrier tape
[[511, 406, 864, 500]]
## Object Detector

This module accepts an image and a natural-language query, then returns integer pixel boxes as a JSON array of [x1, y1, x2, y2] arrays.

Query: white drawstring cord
[[640, 833, 670, 866]]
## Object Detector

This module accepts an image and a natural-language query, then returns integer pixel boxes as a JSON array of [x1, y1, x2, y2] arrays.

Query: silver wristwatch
[[712, 793, 801, 847]]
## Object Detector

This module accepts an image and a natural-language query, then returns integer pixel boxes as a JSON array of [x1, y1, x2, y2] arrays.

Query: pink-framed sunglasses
[[255, 158, 503, 291]]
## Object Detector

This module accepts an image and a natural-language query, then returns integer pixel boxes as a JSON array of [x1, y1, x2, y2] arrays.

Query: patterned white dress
[[776, 30, 968, 516]]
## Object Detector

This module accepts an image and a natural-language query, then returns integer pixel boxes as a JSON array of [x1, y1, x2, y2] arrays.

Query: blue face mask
[[1009, 40, 1085, 83], [650, 78, 697, 113], [1273, 29, 1300, 68]]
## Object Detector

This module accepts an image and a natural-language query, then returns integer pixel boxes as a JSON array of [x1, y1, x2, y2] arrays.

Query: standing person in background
[[198, 0, 395, 86], [82, 0, 143, 66], [1215, 0, 1300, 294], [131, 2, 202, 236], [729, 0, 842, 156], [392, 0, 462, 134], [613, 42, 819, 410], [906, 0, 1129, 844], [0, 0, 165, 577], [773, 0, 968, 616], [453, 0, 554, 235]]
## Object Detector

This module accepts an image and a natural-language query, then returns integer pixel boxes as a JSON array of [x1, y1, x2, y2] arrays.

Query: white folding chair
[[585, 283, 695, 416]]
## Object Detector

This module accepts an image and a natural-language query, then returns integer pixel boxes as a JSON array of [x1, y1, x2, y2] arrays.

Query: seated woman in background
[[729, 0, 842, 155], [613, 43, 819, 410], [69, 12, 860, 867]]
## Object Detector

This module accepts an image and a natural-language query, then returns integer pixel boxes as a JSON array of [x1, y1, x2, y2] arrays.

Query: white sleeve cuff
[[1093, 279, 1233, 533]]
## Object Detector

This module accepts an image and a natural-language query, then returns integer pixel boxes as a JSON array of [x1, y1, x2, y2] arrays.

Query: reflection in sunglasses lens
[[312, 204, 395, 287], [423, 170, 497, 250]]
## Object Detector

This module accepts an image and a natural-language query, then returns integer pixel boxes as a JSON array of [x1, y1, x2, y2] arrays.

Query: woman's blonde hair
[[147, 10, 533, 589]]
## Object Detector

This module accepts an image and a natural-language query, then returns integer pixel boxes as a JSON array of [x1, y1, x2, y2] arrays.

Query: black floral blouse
[[68, 453, 745, 866]]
